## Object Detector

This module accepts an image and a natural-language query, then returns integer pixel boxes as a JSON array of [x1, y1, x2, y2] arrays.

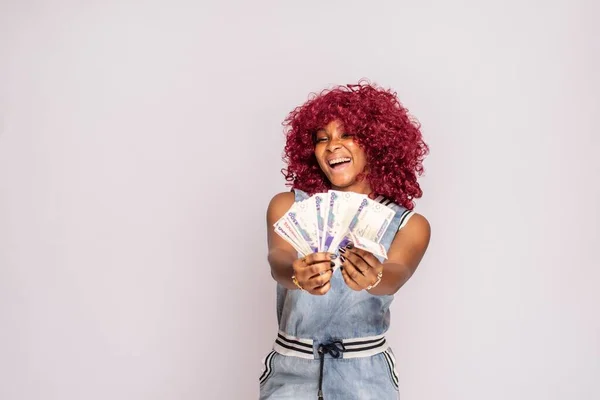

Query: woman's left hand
[[339, 243, 383, 291]]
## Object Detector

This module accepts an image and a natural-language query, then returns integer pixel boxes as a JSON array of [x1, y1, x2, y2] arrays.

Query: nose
[[326, 138, 342, 152]]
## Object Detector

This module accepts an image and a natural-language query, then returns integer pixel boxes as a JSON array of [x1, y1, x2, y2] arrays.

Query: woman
[[261, 81, 431, 399]]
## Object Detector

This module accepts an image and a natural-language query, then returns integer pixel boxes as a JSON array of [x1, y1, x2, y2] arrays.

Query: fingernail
[[346, 243, 354, 249], [340, 255, 346, 263], [330, 253, 338, 259], [339, 247, 346, 254], [340, 266, 344, 271], [330, 261, 335, 267]]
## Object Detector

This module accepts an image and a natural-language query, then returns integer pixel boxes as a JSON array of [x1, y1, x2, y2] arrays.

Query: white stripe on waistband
[[274, 331, 315, 360], [342, 334, 388, 359], [273, 331, 389, 359]]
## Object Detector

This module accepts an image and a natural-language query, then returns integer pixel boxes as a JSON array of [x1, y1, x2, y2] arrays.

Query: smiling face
[[314, 120, 371, 194]]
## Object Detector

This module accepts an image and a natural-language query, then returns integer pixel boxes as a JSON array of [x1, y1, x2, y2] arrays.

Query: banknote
[[322, 190, 368, 251], [286, 199, 320, 253], [336, 197, 369, 249], [313, 193, 328, 251], [327, 190, 368, 251], [348, 232, 388, 259], [274, 217, 312, 255], [321, 191, 340, 251], [338, 197, 395, 248], [273, 223, 308, 255], [274, 190, 395, 258]]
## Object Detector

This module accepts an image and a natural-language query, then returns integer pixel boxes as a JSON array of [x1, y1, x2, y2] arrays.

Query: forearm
[[367, 262, 414, 296], [268, 247, 298, 290]]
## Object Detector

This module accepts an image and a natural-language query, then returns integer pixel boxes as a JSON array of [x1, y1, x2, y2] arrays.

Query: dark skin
[[267, 120, 431, 295]]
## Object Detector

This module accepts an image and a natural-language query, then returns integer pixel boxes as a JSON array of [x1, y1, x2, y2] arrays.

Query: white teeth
[[329, 157, 351, 166]]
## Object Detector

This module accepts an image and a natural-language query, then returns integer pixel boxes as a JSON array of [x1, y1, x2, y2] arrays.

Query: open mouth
[[328, 157, 351, 170]]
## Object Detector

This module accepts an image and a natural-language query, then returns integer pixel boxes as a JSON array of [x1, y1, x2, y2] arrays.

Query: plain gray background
[[1, 1, 598, 399]]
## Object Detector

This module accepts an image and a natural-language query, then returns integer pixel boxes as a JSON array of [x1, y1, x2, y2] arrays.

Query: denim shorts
[[259, 331, 400, 400]]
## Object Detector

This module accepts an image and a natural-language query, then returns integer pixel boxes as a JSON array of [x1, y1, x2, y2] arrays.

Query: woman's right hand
[[292, 252, 335, 295]]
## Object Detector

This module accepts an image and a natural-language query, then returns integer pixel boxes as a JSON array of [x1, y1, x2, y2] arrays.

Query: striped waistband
[[273, 331, 389, 360]]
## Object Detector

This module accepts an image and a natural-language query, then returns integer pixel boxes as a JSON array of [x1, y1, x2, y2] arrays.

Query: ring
[[292, 275, 305, 291], [366, 271, 383, 291]]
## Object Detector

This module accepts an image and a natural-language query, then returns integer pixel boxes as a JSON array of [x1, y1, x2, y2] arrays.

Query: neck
[[331, 181, 372, 196]]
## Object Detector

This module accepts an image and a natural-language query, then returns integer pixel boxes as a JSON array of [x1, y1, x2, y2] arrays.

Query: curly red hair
[[281, 80, 429, 210]]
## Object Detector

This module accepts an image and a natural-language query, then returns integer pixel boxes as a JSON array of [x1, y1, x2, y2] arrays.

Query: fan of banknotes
[[273, 190, 395, 260]]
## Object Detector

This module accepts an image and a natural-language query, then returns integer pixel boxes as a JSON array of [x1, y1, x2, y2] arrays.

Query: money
[[326, 190, 367, 252], [273, 190, 394, 259], [286, 200, 320, 253], [348, 232, 388, 259], [339, 197, 395, 248], [274, 219, 312, 255], [314, 193, 328, 251]]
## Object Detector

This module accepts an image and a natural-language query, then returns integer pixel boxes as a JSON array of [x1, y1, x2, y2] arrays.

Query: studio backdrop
[[0, 1, 598, 399]]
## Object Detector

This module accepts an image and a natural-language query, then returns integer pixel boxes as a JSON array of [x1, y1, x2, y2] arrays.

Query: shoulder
[[403, 212, 430, 233], [266, 191, 296, 221], [378, 196, 428, 233], [268, 191, 295, 208], [395, 211, 431, 246]]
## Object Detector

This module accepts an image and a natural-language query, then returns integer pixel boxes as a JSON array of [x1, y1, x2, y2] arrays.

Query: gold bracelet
[[291, 275, 305, 291], [366, 271, 383, 291]]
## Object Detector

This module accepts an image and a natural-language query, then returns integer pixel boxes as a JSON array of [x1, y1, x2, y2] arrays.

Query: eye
[[315, 136, 328, 143], [342, 132, 354, 139]]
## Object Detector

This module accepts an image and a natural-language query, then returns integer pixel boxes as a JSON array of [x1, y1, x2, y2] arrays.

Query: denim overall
[[259, 189, 413, 400]]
